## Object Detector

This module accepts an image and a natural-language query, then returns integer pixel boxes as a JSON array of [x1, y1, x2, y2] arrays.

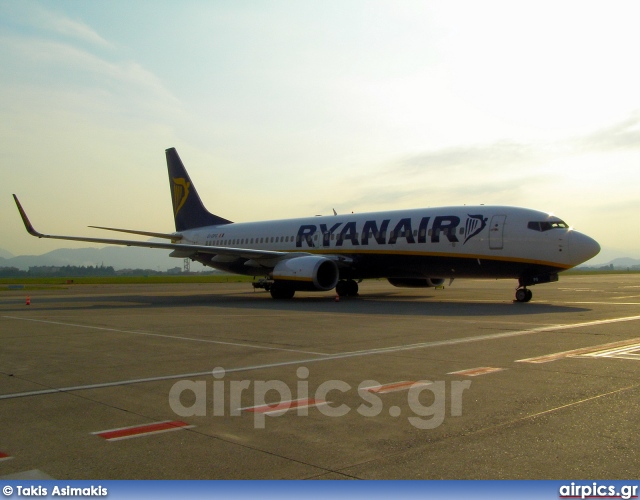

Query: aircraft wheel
[[270, 282, 295, 299], [336, 280, 359, 297], [515, 288, 530, 303]]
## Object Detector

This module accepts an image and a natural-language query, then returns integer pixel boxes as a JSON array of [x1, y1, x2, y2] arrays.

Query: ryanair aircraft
[[13, 148, 600, 302]]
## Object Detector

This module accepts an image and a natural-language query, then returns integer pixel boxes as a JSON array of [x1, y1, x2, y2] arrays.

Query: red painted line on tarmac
[[448, 367, 505, 376], [240, 398, 326, 414], [360, 381, 431, 393], [92, 420, 194, 441], [517, 337, 640, 363], [0, 451, 12, 461]]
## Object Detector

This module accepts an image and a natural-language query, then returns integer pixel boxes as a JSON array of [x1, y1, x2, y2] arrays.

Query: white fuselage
[[177, 205, 598, 281]]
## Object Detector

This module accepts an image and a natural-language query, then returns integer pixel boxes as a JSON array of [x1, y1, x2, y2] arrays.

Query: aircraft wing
[[87, 226, 184, 241], [13, 195, 288, 261]]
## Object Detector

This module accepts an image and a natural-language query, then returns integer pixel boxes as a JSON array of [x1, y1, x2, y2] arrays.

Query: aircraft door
[[489, 215, 506, 250]]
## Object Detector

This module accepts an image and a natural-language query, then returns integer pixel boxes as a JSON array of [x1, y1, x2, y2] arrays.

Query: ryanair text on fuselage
[[294, 214, 488, 248]]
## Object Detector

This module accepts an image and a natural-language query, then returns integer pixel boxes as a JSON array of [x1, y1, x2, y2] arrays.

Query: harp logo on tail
[[172, 177, 190, 216], [464, 214, 488, 244]]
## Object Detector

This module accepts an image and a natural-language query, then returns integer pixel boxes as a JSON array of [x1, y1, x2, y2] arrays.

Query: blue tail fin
[[166, 148, 232, 231]]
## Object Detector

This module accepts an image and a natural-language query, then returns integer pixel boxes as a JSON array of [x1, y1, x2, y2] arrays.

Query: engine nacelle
[[272, 256, 339, 291], [387, 278, 446, 288]]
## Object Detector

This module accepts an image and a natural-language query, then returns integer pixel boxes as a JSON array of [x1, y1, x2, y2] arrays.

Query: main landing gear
[[269, 281, 295, 300], [515, 287, 533, 303], [335, 279, 359, 297]]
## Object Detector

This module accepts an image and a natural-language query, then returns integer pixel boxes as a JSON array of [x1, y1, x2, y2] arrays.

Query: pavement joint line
[[469, 383, 640, 434], [3, 314, 640, 400], [330, 383, 640, 475], [1, 315, 328, 356]]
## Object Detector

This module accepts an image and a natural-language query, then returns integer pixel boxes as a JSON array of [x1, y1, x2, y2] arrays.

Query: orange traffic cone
[[26, 296, 31, 306]]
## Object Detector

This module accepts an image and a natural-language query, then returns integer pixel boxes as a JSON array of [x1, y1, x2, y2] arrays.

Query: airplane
[[13, 148, 600, 302]]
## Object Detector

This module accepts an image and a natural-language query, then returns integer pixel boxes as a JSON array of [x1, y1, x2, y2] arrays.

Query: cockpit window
[[527, 220, 569, 232]]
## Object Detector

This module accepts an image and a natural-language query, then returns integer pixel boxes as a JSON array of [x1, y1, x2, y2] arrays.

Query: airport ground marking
[[576, 342, 640, 361], [4, 314, 640, 400], [516, 337, 640, 363], [359, 381, 432, 393], [92, 420, 194, 441], [1, 315, 327, 356], [238, 398, 328, 415], [564, 301, 640, 306], [447, 367, 505, 376]]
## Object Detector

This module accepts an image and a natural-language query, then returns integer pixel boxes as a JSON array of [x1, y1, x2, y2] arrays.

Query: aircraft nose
[[569, 231, 600, 266]]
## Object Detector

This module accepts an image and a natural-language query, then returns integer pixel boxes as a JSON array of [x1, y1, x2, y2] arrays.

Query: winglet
[[12, 195, 44, 238]]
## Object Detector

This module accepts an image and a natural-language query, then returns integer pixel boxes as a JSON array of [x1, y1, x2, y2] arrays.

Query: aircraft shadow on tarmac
[[0, 291, 591, 317]]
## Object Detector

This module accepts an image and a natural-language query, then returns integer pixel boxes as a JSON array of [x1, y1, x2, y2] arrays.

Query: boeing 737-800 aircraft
[[13, 148, 600, 302]]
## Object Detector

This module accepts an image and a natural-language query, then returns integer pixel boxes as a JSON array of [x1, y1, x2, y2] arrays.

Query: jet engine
[[387, 278, 446, 288], [272, 256, 339, 291]]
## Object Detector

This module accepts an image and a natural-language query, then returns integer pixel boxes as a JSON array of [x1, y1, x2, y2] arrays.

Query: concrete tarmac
[[1, 274, 640, 479]]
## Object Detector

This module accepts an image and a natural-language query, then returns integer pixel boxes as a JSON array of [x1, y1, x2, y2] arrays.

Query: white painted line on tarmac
[[359, 381, 432, 393], [448, 367, 505, 376], [333, 314, 640, 356], [4, 314, 640, 400], [2, 315, 327, 356], [92, 420, 194, 441], [238, 398, 328, 415], [563, 301, 640, 305], [517, 337, 640, 363]]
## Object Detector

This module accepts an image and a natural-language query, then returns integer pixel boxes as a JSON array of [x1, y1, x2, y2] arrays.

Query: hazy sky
[[2, 1, 640, 264]]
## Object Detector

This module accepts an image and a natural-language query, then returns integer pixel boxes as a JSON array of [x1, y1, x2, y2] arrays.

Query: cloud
[[3, 35, 177, 108], [395, 141, 540, 176], [574, 112, 640, 152], [45, 11, 113, 48], [3, 2, 113, 48]]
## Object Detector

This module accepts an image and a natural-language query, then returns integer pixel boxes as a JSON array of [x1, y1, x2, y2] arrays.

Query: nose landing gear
[[515, 287, 533, 303]]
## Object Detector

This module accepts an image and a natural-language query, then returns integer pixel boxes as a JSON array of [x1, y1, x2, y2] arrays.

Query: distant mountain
[[0, 246, 208, 272], [606, 257, 640, 268], [579, 257, 640, 270]]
